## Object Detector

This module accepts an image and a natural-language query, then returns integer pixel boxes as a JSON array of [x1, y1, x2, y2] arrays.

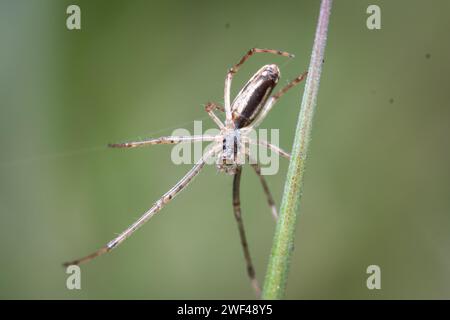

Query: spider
[[64, 48, 307, 297]]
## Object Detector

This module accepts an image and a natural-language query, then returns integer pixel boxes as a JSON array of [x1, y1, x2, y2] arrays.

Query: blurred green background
[[1, 0, 449, 299]]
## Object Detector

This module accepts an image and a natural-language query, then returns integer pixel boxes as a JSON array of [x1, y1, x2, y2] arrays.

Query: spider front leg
[[243, 151, 279, 221], [224, 48, 294, 127], [63, 145, 220, 267], [248, 138, 291, 159], [232, 166, 261, 297], [108, 135, 217, 148], [250, 163, 278, 221]]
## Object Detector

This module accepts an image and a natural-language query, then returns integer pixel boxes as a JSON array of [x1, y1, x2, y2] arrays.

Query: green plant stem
[[262, 0, 333, 299]]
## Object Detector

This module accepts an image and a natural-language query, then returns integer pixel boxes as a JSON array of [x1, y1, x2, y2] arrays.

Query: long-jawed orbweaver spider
[[64, 48, 307, 297]]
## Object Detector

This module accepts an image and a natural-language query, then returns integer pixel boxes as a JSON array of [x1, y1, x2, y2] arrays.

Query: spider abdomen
[[232, 64, 280, 128]]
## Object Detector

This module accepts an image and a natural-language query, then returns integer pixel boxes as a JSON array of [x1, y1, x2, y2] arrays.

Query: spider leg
[[249, 71, 308, 129], [63, 145, 220, 267], [224, 48, 294, 127], [108, 135, 217, 149], [272, 71, 308, 101], [250, 163, 278, 221], [205, 102, 225, 113], [232, 166, 261, 297], [248, 138, 291, 159], [204, 102, 225, 129]]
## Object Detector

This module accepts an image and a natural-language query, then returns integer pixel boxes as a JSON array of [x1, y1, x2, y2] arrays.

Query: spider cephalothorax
[[65, 48, 307, 297], [217, 128, 243, 175]]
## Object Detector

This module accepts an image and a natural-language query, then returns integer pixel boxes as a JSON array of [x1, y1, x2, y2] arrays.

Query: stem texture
[[262, 0, 333, 299]]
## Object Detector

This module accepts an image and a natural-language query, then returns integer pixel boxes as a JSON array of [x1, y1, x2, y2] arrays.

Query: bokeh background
[[1, 0, 449, 299]]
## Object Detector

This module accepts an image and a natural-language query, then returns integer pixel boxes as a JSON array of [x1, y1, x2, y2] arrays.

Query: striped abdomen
[[231, 64, 280, 128]]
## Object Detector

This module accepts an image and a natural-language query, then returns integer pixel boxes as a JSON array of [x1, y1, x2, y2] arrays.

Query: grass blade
[[262, 0, 333, 299]]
